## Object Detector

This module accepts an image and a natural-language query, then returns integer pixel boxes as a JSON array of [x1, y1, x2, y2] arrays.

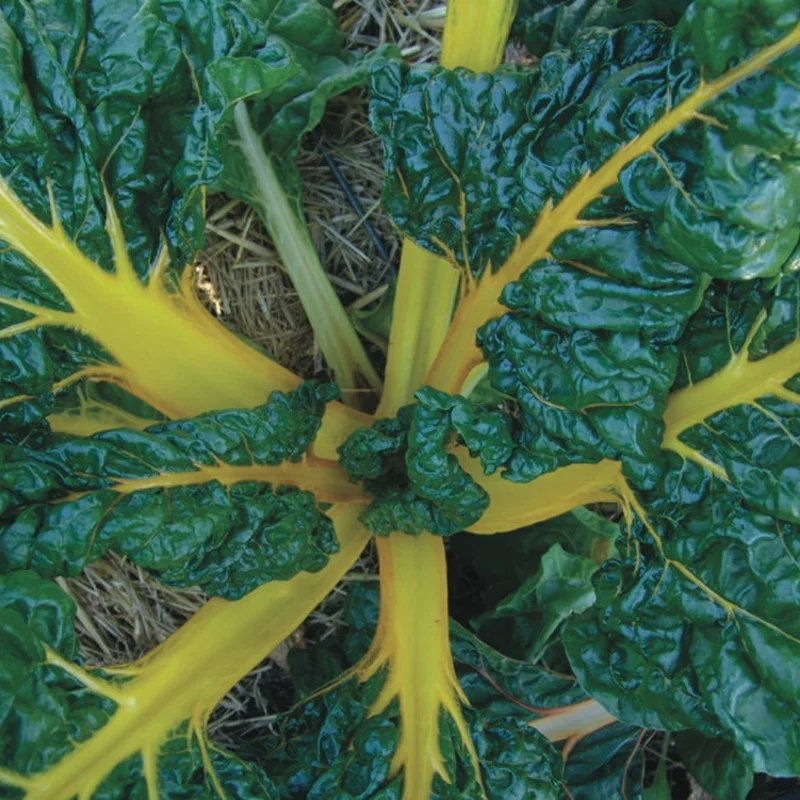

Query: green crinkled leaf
[[480, 315, 683, 483], [0, 0, 379, 439], [0, 570, 277, 798], [675, 731, 754, 800], [512, 0, 690, 56], [339, 388, 513, 535], [564, 273, 800, 775], [262, 671, 403, 799], [372, 22, 696, 280], [0, 383, 339, 599], [678, 0, 800, 78], [369, 0, 800, 781], [265, 587, 566, 799]]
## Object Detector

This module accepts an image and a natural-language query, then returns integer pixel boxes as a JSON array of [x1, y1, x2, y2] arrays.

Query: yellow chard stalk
[[358, 3, 523, 797]]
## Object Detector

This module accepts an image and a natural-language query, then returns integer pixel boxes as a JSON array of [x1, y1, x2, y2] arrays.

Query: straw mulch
[[63, 1, 446, 737]]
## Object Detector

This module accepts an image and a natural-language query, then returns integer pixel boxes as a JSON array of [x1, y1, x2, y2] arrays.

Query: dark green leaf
[[267, 621, 566, 799], [474, 542, 600, 662], [370, 0, 800, 780], [512, 0, 690, 56], [339, 388, 513, 535], [564, 275, 800, 774], [565, 723, 644, 800], [0, 0, 378, 439], [676, 731, 754, 800], [369, 3, 799, 487], [0, 383, 340, 599]]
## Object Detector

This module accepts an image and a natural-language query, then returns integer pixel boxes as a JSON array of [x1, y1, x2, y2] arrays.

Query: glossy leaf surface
[[264, 586, 566, 799], [675, 731, 754, 800], [0, 384, 351, 599], [512, 0, 690, 56], [340, 388, 513, 535]]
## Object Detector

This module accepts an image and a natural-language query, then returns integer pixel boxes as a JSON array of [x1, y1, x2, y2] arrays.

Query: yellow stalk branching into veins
[[0, 5, 798, 799]]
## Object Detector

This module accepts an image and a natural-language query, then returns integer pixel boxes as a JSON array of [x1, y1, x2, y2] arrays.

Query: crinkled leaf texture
[[564, 271, 800, 776], [512, 0, 690, 56], [0, 0, 375, 439], [339, 388, 513, 535], [0, 383, 346, 599], [0, 570, 277, 798], [366, 0, 800, 780]]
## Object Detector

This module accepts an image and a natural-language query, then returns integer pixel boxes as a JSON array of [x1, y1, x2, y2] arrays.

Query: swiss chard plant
[[0, 0, 798, 798]]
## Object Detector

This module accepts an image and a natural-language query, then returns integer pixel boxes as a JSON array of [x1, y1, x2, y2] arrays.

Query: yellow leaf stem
[[425, 22, 800, 397], [356, 533, 480, 797], [0, 178, 367, 461], [465, 457, 624, 535], [55, 455, 368, 506], [441, 0, 520, 72], [362, 4, 521, 799], [661, 318, 800, 469], [464, 326, 800, 535], [377, 241, 459, 416]]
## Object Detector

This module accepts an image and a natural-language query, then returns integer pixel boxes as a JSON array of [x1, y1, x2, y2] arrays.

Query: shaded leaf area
[[339, 387, 513, 535], [471, 538, 609, 663], [370, 0, 799, 483], [261, 585, 565, 799], [0, 383, 340, 599], [566, 724, 646, 800], [675, 731, 754, 800], [449, 507, 619, 650], [564, 280, 800, 776], [0, 0, 372, 437], [454, 625, 646, 800], [0, 570, 277, 798], [512, 0, 690, 56]]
